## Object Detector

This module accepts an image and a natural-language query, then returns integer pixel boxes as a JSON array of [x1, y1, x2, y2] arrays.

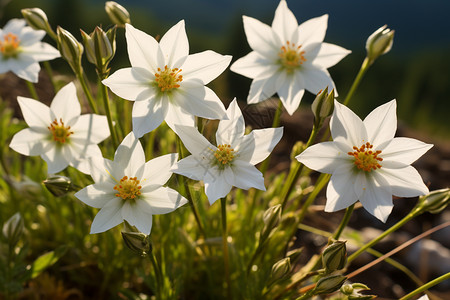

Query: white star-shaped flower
[[230, 0, 350, 115], [296, 100, 433, 222], [0, 19, 60, 82], [102, 20, 232, 138], [9, 82, 110, 174], [172, 99, 283, 204], [75, 132, 188, 234]]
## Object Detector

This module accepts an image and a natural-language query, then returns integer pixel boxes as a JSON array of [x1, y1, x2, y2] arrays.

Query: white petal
[[132, 98, 167, 138], [142, 153, 178, 187], [237, 127, 283, 165], [90, 198, 124, 233], [363, 100, 397, 146], [330, 100, 367, 147], [114, 132, 145, 177], [230, 51, 276, 79], [247, 71, 285, 104], [50, 82, 80, 123], [302, 66, 336, 96], [141, 186, 188, 215], [172, 125, 213, 156], [88, 156, 118, 183], [23, 42, 60, 61], [325, 163, 358, 212], [296, 141, 349, 174], [232, 160, 266, 191], [125, 24, 159, 72], [103, 67, 153, 101], [359, 176, 393, 223], [122, 202, 153, 234], [381, 137, 433, 166], [41, 144, 70, 173], [17, 96, 51, 128], [3, 19, 26, 35], [159, 20, 189, 67], [377, 166, 429, 197], [204, 169, 233, 205], [297, 14, 328, 46], [19, 27, 45, 45], [171, 155, 210, 181], [272, 0, 298, 43], [9, 128, 49, 156], [278, 71, 305, 115], [75, 182, 116, 208], [68, 144, 103, 174], [71, 114, 110, 144], [216, 99, 245, 146], [182, 50, 231, 84], [312, 43, 351, 69], [242, 15, 279, 57], [10, 58, 40, 83]]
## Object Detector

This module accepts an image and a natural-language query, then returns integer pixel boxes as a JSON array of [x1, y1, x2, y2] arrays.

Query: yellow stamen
[[48, 118, 74, 144], [279, 41, 306, 72], [0, 33, 20, 59], [113, 176, 142, 201], [154, 65, 183, 92], [348, 142, 383, 172], [213, 144, 235, 168]]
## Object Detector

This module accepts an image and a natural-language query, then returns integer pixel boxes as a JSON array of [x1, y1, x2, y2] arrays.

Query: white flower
[[75, 132, 188, 234], [0, 19, 60, 82], [102, 20, 232, 138], [230, 0, 350, 115], [296, 100, 433, 222], [9, 82, 110, 174], [172, 99, 283, 204], [417, 296, 429, 300]]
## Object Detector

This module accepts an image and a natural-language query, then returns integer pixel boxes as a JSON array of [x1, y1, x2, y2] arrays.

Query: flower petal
[[121, 202, 153, 234], [103, 67, 153, 101], [23, 42, 60, 61], [216, 99, 245, 146], [330, 100, 367, 147], [142, 153, 178, 187], [17, 96, 51, 128], [132, 98, 167, 138], [75, 182, 116, 208], [230, 51, 276, 79], [50, 82, 81, 124], [9, 128, 49, 156], [71, 114, 110, 144], [10, 58, 40, 83], [114, 132, 145, 177], [41, 144, 70, 173], [363, 99, 397, 146], [312, 43, 351, 69], [125, 23, 159, 72], [232, 160, 266, 191], [247, 70, 285, 104], [182, 50, 231, 85], [171, 155, 210, 181], [278, 71, 305, 115], [272, 0, 298, 42], [172, 125, 213, 156], [204, 168, 233, 204], [141, 186, 188, 215], [296, 141, 349, 174], [90, 197, 124, 233], [159, 20, 189, 67], [359, 175, 393, 223], [164, 102, 195, 131], [297, 14, 328, 46], [381, 137, 433, 166], [302, 66, 336, 96], [237, 127, 283, 165], [242, 15, 279, 57], [377, 166, 429, 198], [325, 163, 358, 212]]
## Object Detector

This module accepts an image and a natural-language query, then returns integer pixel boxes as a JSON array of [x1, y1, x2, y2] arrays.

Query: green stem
[[25, 80, 39, 100], [298, 173, 330, 223], [347, 207, 421, 263], [342, 57, 370, 107], [76, 72, 98, 114], [333, 204, 354, 240], [100, 82, 118, 148], [221, 197, 232, 299], [399, 272, 450, 300], [149, 251, 163, 298], [43, 61, 58, 93]]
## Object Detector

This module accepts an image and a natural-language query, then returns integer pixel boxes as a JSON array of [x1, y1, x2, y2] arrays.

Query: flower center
[[0, 33, 20, 59], [48, 118, 74, 144], [347, 142, 383, 172], [279, 41, 306, 72], [154, 65, 183, 92], [113, 176, 142, 201], [214, 144, 235, 168]]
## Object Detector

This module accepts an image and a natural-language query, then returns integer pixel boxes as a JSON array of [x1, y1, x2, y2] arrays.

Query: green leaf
[[28, 246, 68, 279]]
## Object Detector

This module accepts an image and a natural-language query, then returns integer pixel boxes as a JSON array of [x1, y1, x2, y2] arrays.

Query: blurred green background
[[1, 0, 450, 137]]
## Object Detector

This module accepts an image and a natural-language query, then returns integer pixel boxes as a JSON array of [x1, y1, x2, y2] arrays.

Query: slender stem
[[149, 251, 163, 298], [342, 57, 370, 107], [43, 61, 58, 93], [221, 197, 232, 299], [100, 82, 118, 148], [298, 173, 330, 223], [347, 207, 422, 263], [76, 72, 98, 114], [25, 80, 39, 100], [399, 272, 450, 300], [333, 204, 355, 240]]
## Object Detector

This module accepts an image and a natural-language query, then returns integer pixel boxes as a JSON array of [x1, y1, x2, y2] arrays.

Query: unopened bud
[[105, 1, 131, 27], [271, 257, 291, 280], [312, 274, 347, 295], [57, 26, 84, 74], [322, 240, 347, 274], [260, 204, 282, 242], [2, 212, 24, 247], [43, 175, 78, 197], [80, 26, 116, 76], [286, 247, 303, 265], [311, 87, 335, 127], [343, 283, 375, 299], [417, 188, 450, 214], [21, 8, 56, 40], [366, 25, 394, 64], [290, 141, 305, 161], [121, 221, 151, 256]]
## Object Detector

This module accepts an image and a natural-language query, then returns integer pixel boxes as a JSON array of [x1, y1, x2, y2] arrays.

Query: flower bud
[[290, 141, 305, 161], [2, 212, 24, 247], [105, 1, 131, 27], [312, 274, 347, 295], [286, 247, 303, 265], [322, 240, 347, 274], [43, 175, 78, 197], [121, 221, 151, 256], [80, 26, 116, 76], [342, 283, 376, 299], [417, 188, 450, 214], [260, 204, 282, 242], [311, 87, 335, 127], [271, 257, 291, 280], [366, 25, 394, 63], [21, 8, 56, 39], [57, 26, 84, 74]]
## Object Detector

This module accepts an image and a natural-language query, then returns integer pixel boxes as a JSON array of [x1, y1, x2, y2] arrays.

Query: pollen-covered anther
[[48, 118, 74, 144], [113, 176, 142, 200], [0, 33, 20, 58], [155, 65, 183, 92], [279, 41, 306, 71], [214, 144, 235, 165], [348, 142, 383, 172]]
